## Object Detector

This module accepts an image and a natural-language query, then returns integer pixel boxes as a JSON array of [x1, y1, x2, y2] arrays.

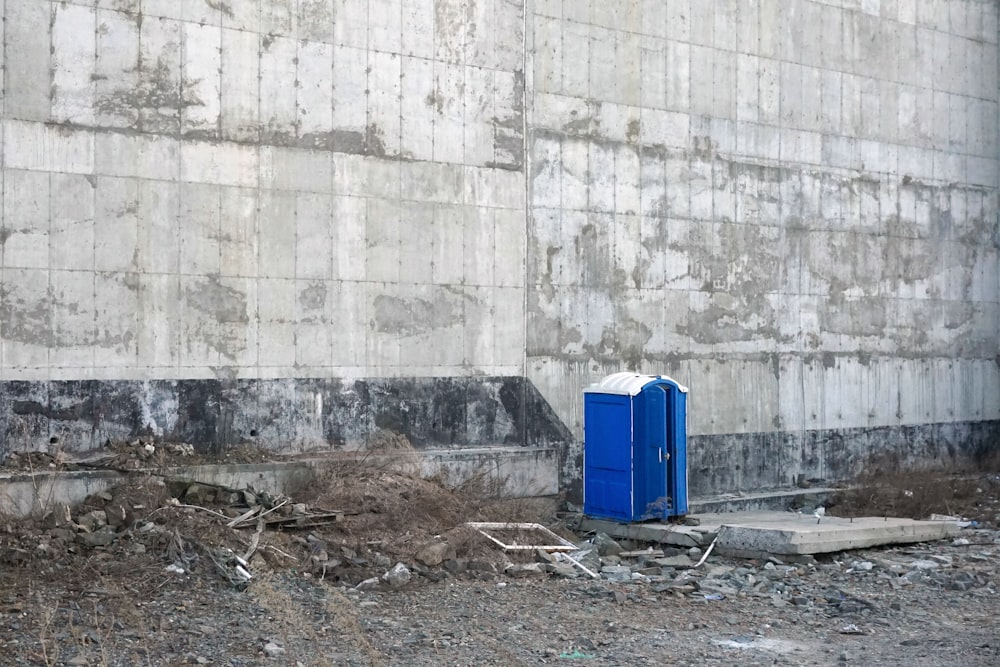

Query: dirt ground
[[1, 443, 999, 666]]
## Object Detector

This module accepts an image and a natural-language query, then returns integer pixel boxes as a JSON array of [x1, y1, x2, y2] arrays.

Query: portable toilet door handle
[[658, 448, 662, 464]]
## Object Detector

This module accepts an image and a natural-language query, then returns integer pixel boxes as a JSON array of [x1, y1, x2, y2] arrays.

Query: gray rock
[[183, 483, 217, 505], [600, 565, 632, 583], [443, 558, 467, 574], [414, 540, 452, 567], [546, 562, 579, 578], [697, 579, 739, 597], [592, 533, 623, 557], [535, 548, 557, 564], [653, 555, 694, 569], [354, 577, 380, 591], [263, 641, 285, 657], [687, 546, 703, 560], [77, 528, 116, 547], [468, 559, 497, 573], [104, 504, 129, 529], [505, 563, 545, 578], [382, 562, 411, 588], [909, 559, 939, 570], [75, 510, 108, 533]]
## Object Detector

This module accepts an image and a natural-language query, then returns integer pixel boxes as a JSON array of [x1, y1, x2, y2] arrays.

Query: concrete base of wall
[[0, 377, 572, 457], [0, 446, 559, 520], [688, 487, 841, 514], [689, 421, 1000, 496], [563, 420, 1000, 502]]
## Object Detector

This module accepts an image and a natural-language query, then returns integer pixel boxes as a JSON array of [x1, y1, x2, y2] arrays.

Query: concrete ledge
[[0, 446, 558, 519]]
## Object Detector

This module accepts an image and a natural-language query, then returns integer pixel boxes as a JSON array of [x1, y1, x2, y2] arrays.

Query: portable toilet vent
[[583, 372, 688, 522]]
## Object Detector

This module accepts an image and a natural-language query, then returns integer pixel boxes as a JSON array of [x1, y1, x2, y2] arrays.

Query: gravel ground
[[2, 524, 998, 666], [1, 456, 998, 666]]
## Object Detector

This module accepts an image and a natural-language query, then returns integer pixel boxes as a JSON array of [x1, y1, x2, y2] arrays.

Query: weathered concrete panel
[[524, 0, 1000, 500]]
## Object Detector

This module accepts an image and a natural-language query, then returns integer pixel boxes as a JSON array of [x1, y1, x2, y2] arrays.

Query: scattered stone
[[687, 546, 703, 560], [354, 577, 379, 591], [535, 548, 558, 564], [414, 540, 452, 567], [546, 562, 579, 578], [695, 579, 739, 596], [468, 559, 497, 574], [183, 483, 217, 504], [105, 504, 129, 529], [619, 548, 664, 559], [77, 529, 116, 548], [443, 558, 467, 574], [382, 562, 411, 588], [599, 564, 632, 582], [909, 559, 940, 570], [506, 563, 545, 578], [263, 641, 285, 657], [76, 510, 108, 533], [592, 533, 623, 557], [652, 555, 694, 569]]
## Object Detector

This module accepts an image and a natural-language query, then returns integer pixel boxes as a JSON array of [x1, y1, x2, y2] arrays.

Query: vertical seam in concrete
[[214, 0, 226, 370], [253, 9, 261, 379], [0, 0, 5, 376], [91, 2, 99, 380], [521, 0, 530, 386], [520, 0, 533, 447]]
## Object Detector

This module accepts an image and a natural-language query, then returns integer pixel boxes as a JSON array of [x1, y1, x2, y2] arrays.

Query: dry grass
[[832, 450, 1000, 526]]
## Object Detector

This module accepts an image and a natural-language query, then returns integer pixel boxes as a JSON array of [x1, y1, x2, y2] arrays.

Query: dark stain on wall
[[0, 376, 573, 462], [686, 421, 1000, 497]]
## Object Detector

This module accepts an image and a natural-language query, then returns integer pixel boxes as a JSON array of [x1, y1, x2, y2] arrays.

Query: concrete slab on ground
[[580, 511, 962, 556]]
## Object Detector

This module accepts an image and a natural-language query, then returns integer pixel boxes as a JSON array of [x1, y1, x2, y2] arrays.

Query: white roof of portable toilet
[[583, 372, 689, 397]]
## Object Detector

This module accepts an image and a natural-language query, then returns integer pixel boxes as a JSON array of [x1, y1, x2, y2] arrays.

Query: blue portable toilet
[[583, 373, 688, 522]]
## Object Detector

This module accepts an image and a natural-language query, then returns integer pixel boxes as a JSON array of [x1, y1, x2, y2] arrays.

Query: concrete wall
[[0, 1, 997, 498], [0, 0, 526, 384], [525, 0, 1000, 494]]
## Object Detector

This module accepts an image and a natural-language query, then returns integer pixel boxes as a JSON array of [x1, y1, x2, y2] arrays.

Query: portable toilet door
[[583, 373, 688, 522]]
